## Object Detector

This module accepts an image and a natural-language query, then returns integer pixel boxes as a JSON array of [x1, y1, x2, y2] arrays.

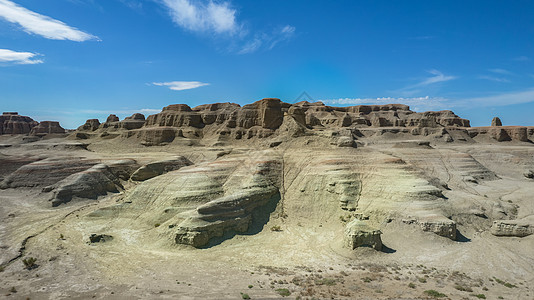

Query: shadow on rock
[[201, 193, 281, 249]]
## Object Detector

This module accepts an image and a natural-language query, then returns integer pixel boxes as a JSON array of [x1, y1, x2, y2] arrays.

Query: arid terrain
[[1, 99, 533, 299]]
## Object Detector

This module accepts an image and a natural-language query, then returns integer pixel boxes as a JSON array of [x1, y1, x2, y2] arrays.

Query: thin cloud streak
[[152, 81, 209, 91], [478, 75, 510, 83], [458, 88, 534, 107], [393, 69, 457, 96], [238, 25, 295, 54], [489, 68, 513, 75], [417, 69, 457, 86], [0, 49, 43, 65], [320, 96, 448, 112], [78, 108, 162, 115], [0, 0, 98, 41], [513, 56, 530, 62], [320, 87, 534, 111]]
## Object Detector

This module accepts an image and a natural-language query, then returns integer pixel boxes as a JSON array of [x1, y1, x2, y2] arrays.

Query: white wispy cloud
[[417, 69, 457, 86], [238, 25, 295, 54], [513, 56, 530, 62], [0, 48, 43, 65], [489, 68, 513, 75], [320, 96, 448, 112], [79, 108, 161, 115], [478, 75, 510, 83], [0, 0, 98, 41], [152, 81, 209, 91], [458, 88, 534, 107], [393, 69, 457, 96], [159, 0, 295, 54], [161, 0, 239, 35], [320, 88, 534, 111]]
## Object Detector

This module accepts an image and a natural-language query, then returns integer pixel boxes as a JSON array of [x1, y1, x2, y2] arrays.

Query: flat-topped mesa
[[30, 121, 66, 136], [0, 112, 39, 135], [145, 104, 202, 128]]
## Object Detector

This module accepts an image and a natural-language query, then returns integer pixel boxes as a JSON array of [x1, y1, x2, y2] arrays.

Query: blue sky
[[1, 0, 533, 128]]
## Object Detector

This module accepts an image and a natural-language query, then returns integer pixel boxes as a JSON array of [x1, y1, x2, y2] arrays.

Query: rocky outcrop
[[76, 99, 473, 144], [77, 119, 101, 131], [491, 218, 533, 237], [0, 112, 38, 135], [30, 121, 65, 136], [491, 117, 502, 126], [120, 113, 145, 130], [0, 155, 42, 183], [468, 126, 529, 142], [418, 216, 457, 240], [130, 156, 192, 181], [173, 175, 279, 247], [48, 163, 124, 207], [100, 113, 146, 131], [138, 127, 179, 146], [344, 219, 382, 250], [0, 158, 99, 189]]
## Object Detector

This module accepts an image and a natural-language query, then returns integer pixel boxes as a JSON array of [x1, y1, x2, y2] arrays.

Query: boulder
[[491, 117, 502, 126], [524, 170, 534, 179], [88, 234, 114, 243], [130, 156, 192, 181], [335, 136, 356, 147], [344, 219, 382, 250]]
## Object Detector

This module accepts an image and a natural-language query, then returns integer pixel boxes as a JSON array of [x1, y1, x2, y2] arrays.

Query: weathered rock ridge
[[69, 99, 534, 145], [0, 112, 38, 135]]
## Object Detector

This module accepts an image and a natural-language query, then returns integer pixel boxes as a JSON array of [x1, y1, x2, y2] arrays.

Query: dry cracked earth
[[0, 99, 533, 300]]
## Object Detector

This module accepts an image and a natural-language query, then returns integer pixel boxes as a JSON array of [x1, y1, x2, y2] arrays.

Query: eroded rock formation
[[344, 219, 382, 250], [130, 156, 192, 181], [0, 112, 38, 135], [490, 218, 533, 237], [30, 121, 65, 136], [71, 99, 479, 145]]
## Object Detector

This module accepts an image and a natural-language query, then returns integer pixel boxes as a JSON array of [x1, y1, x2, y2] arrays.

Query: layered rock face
[[490, 218, 533, 237], [468, 126, 529, 142], [0, 158, 100, 189], [130, 156, 192, 181], [70, 98, 534, 144], [77, 119, 100, 131], [0, 112, 38, 135], [85, 99, 473, 145], [344, 219, 382, 250], [30, 121, 65, 135]]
